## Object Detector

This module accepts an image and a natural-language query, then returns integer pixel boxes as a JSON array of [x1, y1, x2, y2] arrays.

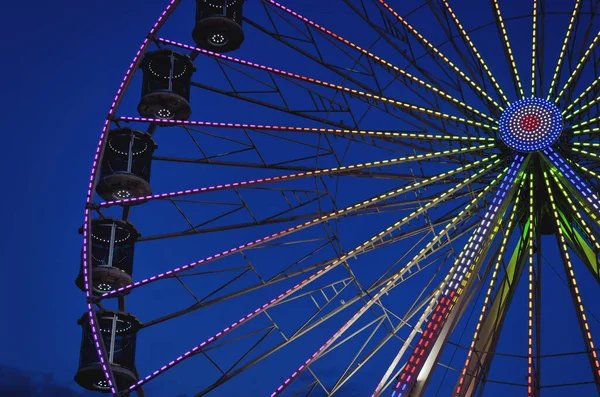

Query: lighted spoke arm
[[269, 168, 510, 397], [156, 38, 497, 131], [526, 173, 537, 396], [566, 114, 600, 132], [439, 0, 509, 106], [453, 181, 526, 397], [547, 169, 600, 283], [94, 142, 496, 208], [260, 0, 497, 123], [544, 171, 600, 390], [543, 148, 600, 220], [101, 155, 501, 299], [392, 155, 528, 396], [126, 159, 503, 392], [374, 231, 480, 395], [490, 0, 525, 99], [192, 222, 477, 397], [569, 146, 600, 163], [546, 0, 582, 100], [555, 30, 600, 105], [564, 75, 600, 117], [530, 0, 538, 97], [118, 117, 497, 145], [374, 0, 504, 111]]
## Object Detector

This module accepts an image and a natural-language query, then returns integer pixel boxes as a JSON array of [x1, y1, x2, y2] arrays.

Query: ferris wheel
[[75, 0, 600, 395]]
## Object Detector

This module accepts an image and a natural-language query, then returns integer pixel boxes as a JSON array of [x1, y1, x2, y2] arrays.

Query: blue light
[[499, 98, 563, 152]]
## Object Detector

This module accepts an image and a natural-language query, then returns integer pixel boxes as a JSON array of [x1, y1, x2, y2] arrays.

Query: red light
[[519, 113, 541, 132]]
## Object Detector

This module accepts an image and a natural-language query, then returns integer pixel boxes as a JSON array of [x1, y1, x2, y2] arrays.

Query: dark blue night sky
[[3, 0, 600, 396]]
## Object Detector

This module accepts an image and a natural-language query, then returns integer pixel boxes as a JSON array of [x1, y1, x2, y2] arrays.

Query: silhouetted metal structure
[[75, 310, 141, 392], [76, 218, 140, 295], [137, 50, 195, 120], [96, 128, 157, 202]]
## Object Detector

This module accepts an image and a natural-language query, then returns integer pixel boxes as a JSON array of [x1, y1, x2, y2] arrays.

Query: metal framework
[[77, 0, 600, 396]]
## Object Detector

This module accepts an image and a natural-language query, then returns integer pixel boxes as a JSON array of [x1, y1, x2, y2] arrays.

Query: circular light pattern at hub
[[499, 97, 563, 152]]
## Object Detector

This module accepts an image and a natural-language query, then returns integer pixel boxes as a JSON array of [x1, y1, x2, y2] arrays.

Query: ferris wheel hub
[[498, 97, 563, 152]]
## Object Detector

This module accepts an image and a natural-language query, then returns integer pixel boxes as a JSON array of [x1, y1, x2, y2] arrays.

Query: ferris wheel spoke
[[530, 0, 539, 98], [191, 238, 455, 397], [256, 0, 497, 124], [554, 29, 600, 106], [566, 94, 600, 121], [373, 0, 503, 112], [270, 166, 510, 396], [569, 162, 600, 190], [126, 158, 503, 392], [143, 210, 478, 329], [543, 147, 600, 220], [546, 0, 583, 101], [156, 38, 497, 132], [525, 173, 537, 396], [374, 230, 481, 397], [452, 186, 527, 397], [326, 226, 481, 396], [563, 75, 600, 117], [544, 170, 600, 391], [118, 116, 495, 143], [567, 124, 600, 135], [374, 0, 504, 112], [326, 287, 441, 397], [93, 142, 495, 208], [439, 0, 509, 106], [490, 0, 525, 99], [340, 0, 474, 108], [546, 167, 600, 283], [100, 154, 501, 299], [391, 154, 527, 396]]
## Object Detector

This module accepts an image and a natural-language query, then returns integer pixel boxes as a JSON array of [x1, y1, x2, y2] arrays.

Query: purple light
[[80, 0, 181, 394], [543, 147, 600, 213]]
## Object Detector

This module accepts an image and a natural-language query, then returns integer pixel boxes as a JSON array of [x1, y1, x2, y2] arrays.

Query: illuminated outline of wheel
[[76, 0, 600, 396]]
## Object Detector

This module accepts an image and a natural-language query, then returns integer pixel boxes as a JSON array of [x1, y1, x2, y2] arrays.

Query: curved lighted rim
[[81, 1, 182, 394]]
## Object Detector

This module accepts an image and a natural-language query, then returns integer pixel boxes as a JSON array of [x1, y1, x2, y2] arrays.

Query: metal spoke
[[543, 148, 600, 220], [526, 172, 537, 396], [546, 0, 582, 100], [261, 0, 498, 123], [439, 0, 510, 106], [555, 29, 600, 105], [392, 154, 527, 396], [156, 38, 497, 131], [530, 0, 539, 97], [544, 170, 600, 391], [118, 116, 496, 142], [126, 158, 503, 392], [93, 143, 495, 207], [452, 185, 526, 397], [101, 155, 501, 298], [490, 0, 525, 99], [269, 168, 509, 396], [375, 0, 504, 111]]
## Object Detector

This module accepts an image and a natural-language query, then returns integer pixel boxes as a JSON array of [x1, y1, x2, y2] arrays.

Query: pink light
[[80, 0, 181, 394]]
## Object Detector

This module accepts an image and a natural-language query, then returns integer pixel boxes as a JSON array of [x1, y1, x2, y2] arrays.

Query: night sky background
[[3, 0, 600, 396]]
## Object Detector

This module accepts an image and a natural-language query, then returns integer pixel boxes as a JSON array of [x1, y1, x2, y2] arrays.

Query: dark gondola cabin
[[193, 0, 245, 52], [137, 50, 195, 120], [76, 218, 140, 295], [74, 311, 141, 392], [96, 128, 157, 202]]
